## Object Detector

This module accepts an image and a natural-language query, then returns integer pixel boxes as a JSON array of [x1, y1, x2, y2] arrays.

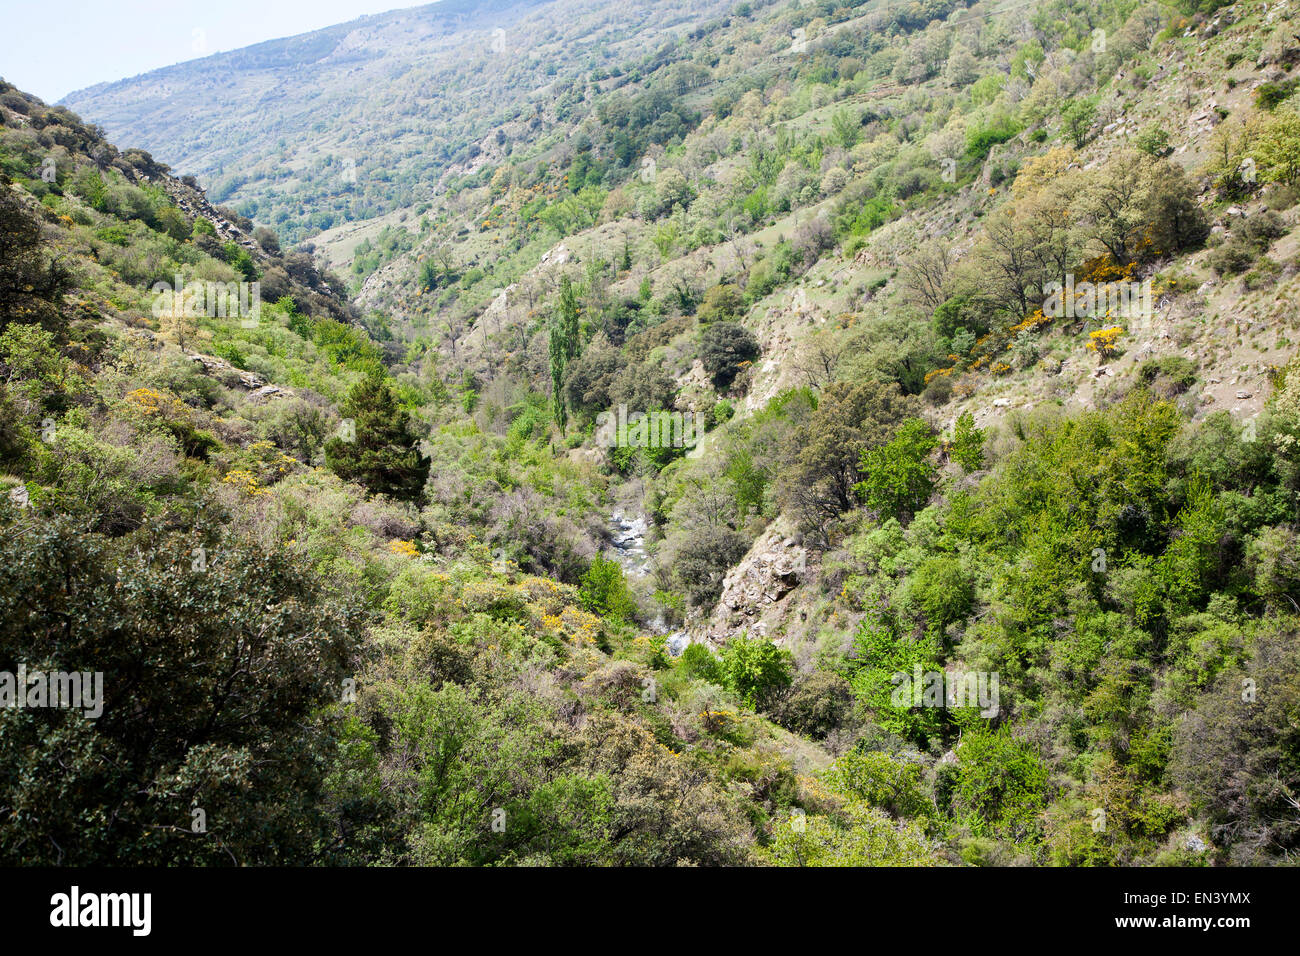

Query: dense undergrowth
[[2, 0, 1300, 866]]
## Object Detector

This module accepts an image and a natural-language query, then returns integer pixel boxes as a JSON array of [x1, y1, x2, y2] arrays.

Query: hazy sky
[[1, 0, 429, 103]]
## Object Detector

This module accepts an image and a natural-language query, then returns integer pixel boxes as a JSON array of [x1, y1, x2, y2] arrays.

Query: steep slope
[[5, 0, 1300, 869], [62, 0, 737, 244], [290, 0, 1300, 866], [0, 78, 836, 867]]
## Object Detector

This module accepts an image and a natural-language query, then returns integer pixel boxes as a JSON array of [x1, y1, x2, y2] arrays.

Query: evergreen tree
[[324, 372, 429, 501], [548, 275, 581, 428]]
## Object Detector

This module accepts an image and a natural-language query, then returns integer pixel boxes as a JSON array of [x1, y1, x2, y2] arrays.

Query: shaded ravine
[[606, 510, 688, 655]]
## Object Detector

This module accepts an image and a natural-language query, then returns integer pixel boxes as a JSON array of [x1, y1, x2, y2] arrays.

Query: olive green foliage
[[780, 380, 919, 542], [0, 515, 360, 864], [700, 321, 761, 390], [0, 179, 70, 334], [5, 0, 1300, 869]]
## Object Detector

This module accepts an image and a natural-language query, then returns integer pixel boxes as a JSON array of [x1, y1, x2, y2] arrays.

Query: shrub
[[711, 398, 734, 426], [856, 418, 939, 522], [0, 516, 360, 864], [700, 322, 761, 390], [949, 727, 1049, 840], [1135, 126, 1172, 157], [1239, 210, 1286, 249], [965, 116, 1022, 162], [763, 802, 937, 866], [1170, 628, 1300, 863], [774, 670, 853, 738], [948, 411, 984, 472], [673, 522, 748, 608], [1207, 238, 1254, 276], [697, 283, 744, 324], [678, 642, 722, 683], [718, 635, 793, 710], [1255, 78, 1298, 111], [825, 749, 930, 818], [931, 293, 992, 339], [0, 180, 70, 334], [1138, 356, 1197, 397], [578, 555, 637, 623]]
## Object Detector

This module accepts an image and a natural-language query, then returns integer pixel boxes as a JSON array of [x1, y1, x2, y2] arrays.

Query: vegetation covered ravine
[[2, 0, 1300, 867]]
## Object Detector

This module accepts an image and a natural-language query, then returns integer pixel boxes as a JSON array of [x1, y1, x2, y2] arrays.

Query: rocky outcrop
[[692, 518, 808, 646], [185, 351, 291, 399]]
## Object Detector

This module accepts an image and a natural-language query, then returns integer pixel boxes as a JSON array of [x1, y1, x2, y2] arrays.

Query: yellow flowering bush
[[125, 387, 164, 415], [460, 579, 528, 619], [551, 605, 604, 646], [388, 539, 419, 558], [518, 575, 577, 615], [1086, 326, 1124, 359], [246, 440, 300, 485], [221, 469, 267, 496]]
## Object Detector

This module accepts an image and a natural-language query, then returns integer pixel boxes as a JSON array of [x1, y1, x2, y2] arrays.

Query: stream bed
[[606, 510, 688, 655]]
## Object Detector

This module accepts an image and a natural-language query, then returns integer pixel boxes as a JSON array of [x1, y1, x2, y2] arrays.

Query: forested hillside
[[63, 0, 737, 244], [4, 0, 1300, 867]]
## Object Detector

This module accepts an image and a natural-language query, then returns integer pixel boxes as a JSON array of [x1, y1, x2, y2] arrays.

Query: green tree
[[0, 177, 69, 334], [849, 607, 944, 743], [548, 275, 581, 428], [0, 516, 360, 865], [1134, 125, 1171, 158], [949, 726, 1049, 840], [678, 642, 722, 683], [856, 418, 939, 522], [780, 380, 918, 542], [1250, 106, 1300, 186], [948, 411, 985, 472], [719, 635, 793, 710], [700, 321, 760, 389], [697, 283, 743, 324], [910, 554, 976, 638], [222, 241, 259, 282], [578, 555, 637, 623], [825, 750, 931, 819], [1061, 96, 1098, 148], [324, 372, 429, 501], [1071, 150, 1207, 264], [830, 108, 861, 149]]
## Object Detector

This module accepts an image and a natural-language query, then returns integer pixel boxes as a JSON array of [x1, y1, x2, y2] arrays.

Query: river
[[606, 509, 688, 655]]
